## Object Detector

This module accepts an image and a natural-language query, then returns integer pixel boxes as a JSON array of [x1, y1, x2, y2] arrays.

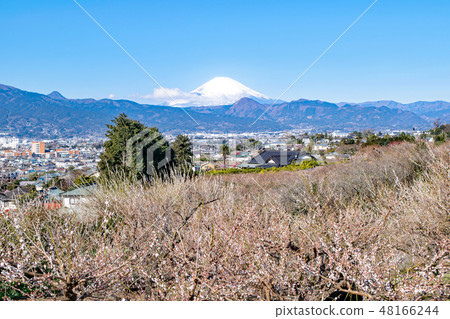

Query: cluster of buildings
[[2, 141, 81, 159], [1, 129, 425, 212], [188, 129, 427, 171], [188, 130, 352, 171], [0, 135, 102, 212], [0, 136, 102, 175]]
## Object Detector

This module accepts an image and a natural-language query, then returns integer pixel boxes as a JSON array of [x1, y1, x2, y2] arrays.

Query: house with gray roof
[[0, 186, 30, 211], [60, 184, 96, 208], [246, 150, 315, 168], [46, 187, 64, 202], [0, 192, 13, 211]]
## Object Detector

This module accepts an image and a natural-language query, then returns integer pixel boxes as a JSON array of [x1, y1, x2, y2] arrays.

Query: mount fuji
[[189, 77, 276, 106], [143, 77, 278, 107]]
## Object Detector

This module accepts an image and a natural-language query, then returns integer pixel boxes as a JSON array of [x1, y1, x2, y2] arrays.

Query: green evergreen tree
[[171, 134, 193, 173], [98, 114, 169, 179]]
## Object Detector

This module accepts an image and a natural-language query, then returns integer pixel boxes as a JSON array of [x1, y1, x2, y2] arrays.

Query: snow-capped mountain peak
[[180, 76, 276, 106], [191, 77, 268, 102], [141, 76, 275, 107]]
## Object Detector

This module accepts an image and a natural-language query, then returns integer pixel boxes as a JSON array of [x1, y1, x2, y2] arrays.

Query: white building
[[60, 185, 96, 209]]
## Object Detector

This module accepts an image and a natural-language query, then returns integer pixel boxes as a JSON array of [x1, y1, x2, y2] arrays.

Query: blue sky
[[1, 0, 449, 103]]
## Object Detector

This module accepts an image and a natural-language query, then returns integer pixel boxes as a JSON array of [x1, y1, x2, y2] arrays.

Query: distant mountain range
[[0, 82, 448, 138], [337, 100, 450, 123]]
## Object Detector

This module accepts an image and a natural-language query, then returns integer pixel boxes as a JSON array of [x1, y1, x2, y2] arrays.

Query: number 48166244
[[379, 305, 439, 316]]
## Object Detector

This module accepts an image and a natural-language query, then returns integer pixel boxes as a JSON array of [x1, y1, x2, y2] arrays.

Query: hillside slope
[[0, 84, 442, 137]]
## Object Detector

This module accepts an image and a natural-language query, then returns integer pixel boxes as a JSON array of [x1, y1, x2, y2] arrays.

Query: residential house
[[46, 186, 64, 202], [0, 187, 29, 211], [296, 153, 317, 162], [0, 193, 13, 211], [246, 150, 314, 168], [39, 172, 62, 182], [313, 139, 330, 151], [35, 180, 45, 191], [60, 184, 96, 209]]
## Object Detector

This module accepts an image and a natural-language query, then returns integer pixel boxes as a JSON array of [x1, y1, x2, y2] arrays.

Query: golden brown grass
[[0, 142, 448, 300]]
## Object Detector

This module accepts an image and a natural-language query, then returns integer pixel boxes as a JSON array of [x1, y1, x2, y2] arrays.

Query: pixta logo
[[126, 129, 172, 176]]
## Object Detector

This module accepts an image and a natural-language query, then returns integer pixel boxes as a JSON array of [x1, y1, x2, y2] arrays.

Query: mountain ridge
[[0, 83, 447, 138]]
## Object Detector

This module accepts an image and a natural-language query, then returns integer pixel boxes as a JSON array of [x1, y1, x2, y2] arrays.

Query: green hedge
[[207, 159, 320, 175]]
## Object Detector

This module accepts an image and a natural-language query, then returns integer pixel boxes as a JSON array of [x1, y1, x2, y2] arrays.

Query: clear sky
[[1, 0, 449, 103]]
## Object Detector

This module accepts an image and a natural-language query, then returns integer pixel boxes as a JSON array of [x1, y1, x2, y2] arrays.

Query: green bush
[[207, 159, 320, 175]]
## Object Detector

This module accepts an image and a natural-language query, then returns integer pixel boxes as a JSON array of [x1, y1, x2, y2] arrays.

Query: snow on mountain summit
[[167, 76, 274, 106], [191, 77, 268, 103], [142, 76, 274, 107]]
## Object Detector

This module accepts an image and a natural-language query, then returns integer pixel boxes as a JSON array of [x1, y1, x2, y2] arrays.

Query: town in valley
[[0, 127, 439, 212]]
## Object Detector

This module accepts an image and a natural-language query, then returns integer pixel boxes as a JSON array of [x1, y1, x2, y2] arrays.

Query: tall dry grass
[[0, 142, 448, 300]]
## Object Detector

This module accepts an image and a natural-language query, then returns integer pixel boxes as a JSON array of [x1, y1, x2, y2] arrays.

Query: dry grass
[[0, 142, 448, 300]]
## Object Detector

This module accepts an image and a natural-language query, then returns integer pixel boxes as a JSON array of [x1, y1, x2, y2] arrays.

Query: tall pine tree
[[98, 114, 170, 179], [171, 134, 193, 174]]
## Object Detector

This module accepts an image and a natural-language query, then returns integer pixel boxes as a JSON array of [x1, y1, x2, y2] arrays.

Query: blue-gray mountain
[[337, 100, 450, 123], [0, 84, 447, 138]]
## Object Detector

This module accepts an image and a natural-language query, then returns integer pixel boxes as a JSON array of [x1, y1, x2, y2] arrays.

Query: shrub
[[1, 142, 448, 300], [208, 159, 320, 175]]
